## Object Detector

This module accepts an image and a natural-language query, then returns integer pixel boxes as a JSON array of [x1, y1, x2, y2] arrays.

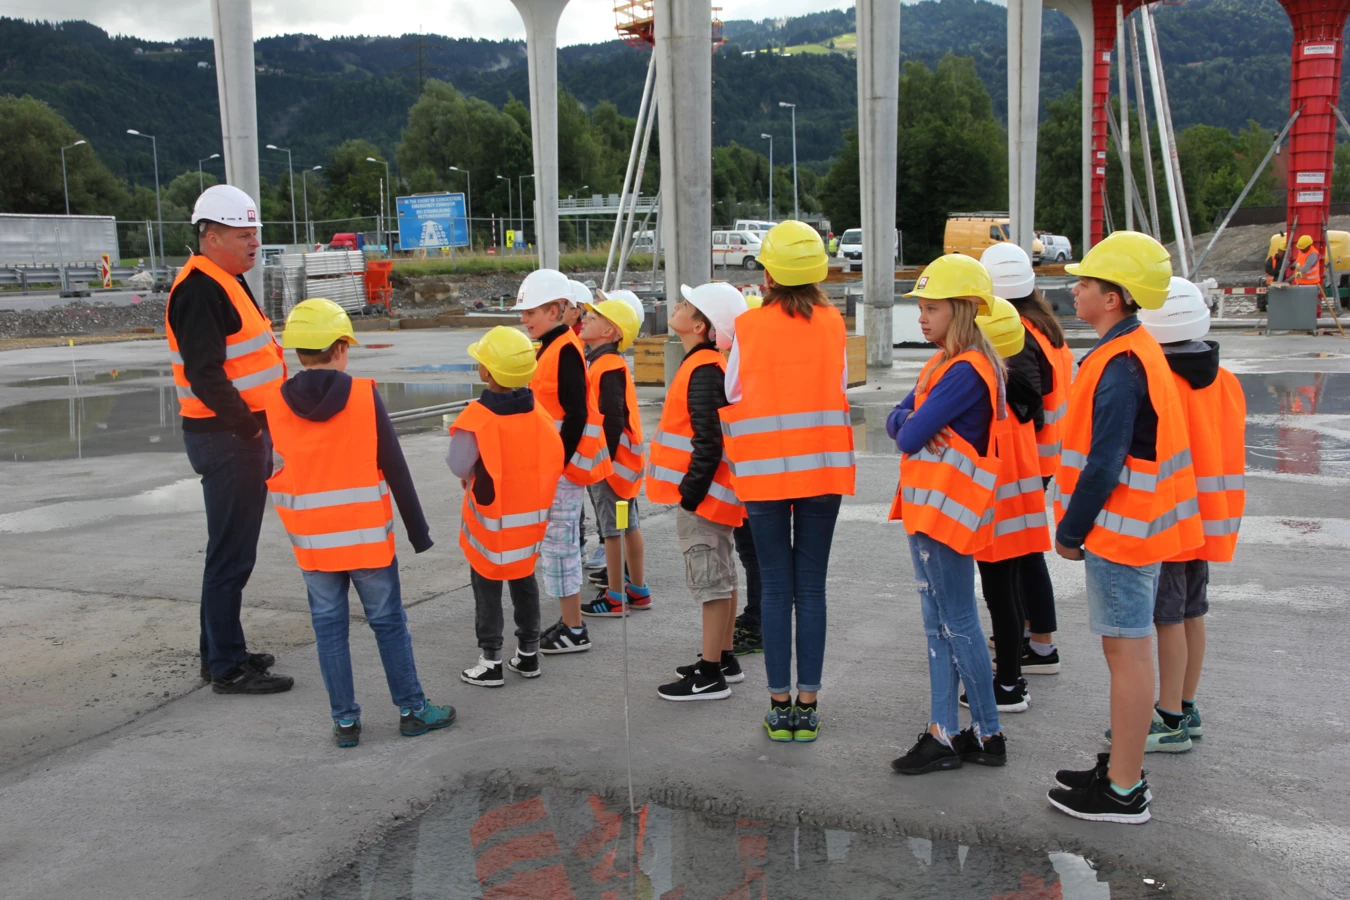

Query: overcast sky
[[9, 0, 879, 46]]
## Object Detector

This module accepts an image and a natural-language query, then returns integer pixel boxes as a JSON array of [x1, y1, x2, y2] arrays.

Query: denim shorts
[[1083, 548, 1160, 639], [1154, 559, 1209, 625]]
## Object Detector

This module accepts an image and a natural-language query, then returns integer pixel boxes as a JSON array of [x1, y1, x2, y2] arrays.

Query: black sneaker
[[951, 727, 1007, 766], [508, 649, 541, 678], [1054, 753, 1152, 798], [539, 619, 591, 655], [461, 657, 504, 687], [676, 650, 745, 684], [588, 568, 609, 586], [960, 677, 1029, 713], [658, 662, 730, 701], [732, 628, 763, 656], [333, 719, 361, 749], [201, 651, 276, 681], [581, 587, 627, 617], [891, 732, 963, 775], [211, 663, 294, 694], [1048, 767, 1151, 825], [1021, 644, 1062, 675]]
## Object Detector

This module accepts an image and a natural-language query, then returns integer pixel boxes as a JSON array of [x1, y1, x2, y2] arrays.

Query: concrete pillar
[[1049, 0, 1097, 254], [1007, 0, 1043, 255], [856, 0, 901, 368], [209, 0, 263, 297], [655, 1, 713, 383], [508, 0, 570, 269]]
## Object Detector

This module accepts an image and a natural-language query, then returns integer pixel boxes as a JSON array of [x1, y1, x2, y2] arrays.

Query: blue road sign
[[395, 193, 468, 250]]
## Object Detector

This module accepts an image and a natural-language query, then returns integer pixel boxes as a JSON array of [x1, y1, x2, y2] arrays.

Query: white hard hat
[[980, 242, 1036, 300], [680, 282, 748, 351], [567, 279, 592, 308], [1140, 277, 1211, 343], [598, 288, 644, 326], [514, 268, 572, 311], [191, 184, 261, 228]]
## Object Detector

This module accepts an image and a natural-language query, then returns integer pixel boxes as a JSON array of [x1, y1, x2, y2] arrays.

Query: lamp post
[[126, 129, 163, 269], [760, 133, 773, 220], [496, 175, 513, 251], [265, 144, 297, 244], [60, 140, 87, 216], [778, 102, 798, 220], [520, 173, 536, 242], [302, 165, 322, 246], [577, 184, 590, 252], [198, 153, 220, 194], [448, 166, 472, 246], [365, 157, 391, 250]]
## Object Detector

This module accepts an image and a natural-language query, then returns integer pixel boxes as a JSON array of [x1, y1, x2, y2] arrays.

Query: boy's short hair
[[296, 339, 345, 366], [1089, 277, 1139, 314], [688, 306, 713, 341]]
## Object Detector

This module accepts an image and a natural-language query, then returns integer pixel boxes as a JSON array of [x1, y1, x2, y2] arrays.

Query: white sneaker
[[461, 657, 504, 687], [584, 545, 607, 569]]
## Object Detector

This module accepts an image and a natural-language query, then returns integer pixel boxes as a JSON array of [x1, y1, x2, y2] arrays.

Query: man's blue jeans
[[745, 494, 842, 695], [301, 558, 426, 722], [183, 430, 272, 677]]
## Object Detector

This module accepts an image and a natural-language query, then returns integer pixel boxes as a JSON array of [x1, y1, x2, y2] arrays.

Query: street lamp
[[778, 102, 798, 220], [126, 129, 164, 268], [302, 166, 322, 246], [198, 153, 220, 194], [496, 175, 513, 251], [448, 166, 472, 245], [60, 140, 87, 216], [520, 173, 536, 240], [265, 144, 297, 244], [760, 133, 773, 220], [365, 157, 392, 250]]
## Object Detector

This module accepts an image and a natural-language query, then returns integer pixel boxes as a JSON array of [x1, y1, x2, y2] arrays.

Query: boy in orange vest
[[449, 326, 565, 687], [266, 299, 453, 748], [577, 297, 653, 617]]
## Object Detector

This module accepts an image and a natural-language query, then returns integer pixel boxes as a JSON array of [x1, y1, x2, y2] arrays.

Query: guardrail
[[557, 196, 658, 217], [0, 265, 159, 293]]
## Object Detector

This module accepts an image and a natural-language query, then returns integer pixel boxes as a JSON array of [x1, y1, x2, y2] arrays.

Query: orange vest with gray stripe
[[888, 351, 1002, 555], [265, 379, 395, 572], [166, 255, 286, 419], [1052, 327, 1204, 565], [531, 329, 612, 486], [718, 304, 856, 501], [974, 407, 1051, 563], [646, 348, 745, 527], [586, 352, 645, 499], [1023, 319, 1074, 476], [1168, 365, 1245, 562], [450, 400, 564, 580]]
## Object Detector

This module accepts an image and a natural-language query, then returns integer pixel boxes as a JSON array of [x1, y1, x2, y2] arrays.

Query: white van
[[733, 219, 775, 234], [836, 228, 898, 272], [712, 230, 763, 269]]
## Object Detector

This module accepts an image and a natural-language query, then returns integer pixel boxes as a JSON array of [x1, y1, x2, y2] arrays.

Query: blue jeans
[[183, 429, 273, 677], [907, 532, 1001, 738], [301, 558, 426, 722], [1084, 549, 1160, 638], [745, 495, 842, 695]]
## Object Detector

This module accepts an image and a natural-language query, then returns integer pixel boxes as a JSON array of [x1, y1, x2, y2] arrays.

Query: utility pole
[[761, 133, 773, 219], [61, 140, 87, 215], [779, 101, 798, 220]]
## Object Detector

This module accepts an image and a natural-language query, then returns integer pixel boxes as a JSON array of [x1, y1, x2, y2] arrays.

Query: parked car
[[835, 228, 899, 273], [733, 219, 776, 234], [713, 229, 763, 269], [944, 213, 1043, 265], [1038, 233, 1073, 262]]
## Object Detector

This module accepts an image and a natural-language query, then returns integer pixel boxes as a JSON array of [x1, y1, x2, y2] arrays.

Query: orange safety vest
[[646, 347, 746, 527], [450, 399, 564, 580], [1053, 326, 1204, 565], [531, 328, 612, 486], [1023, 319, 1074, 477], [718, 303, 856, 501], [1292, 247, 1322, 287], [1168, 364, 1246, 562], [888, 350, 1002, 555], [586, 352, 645, 499], [974, 412, 1051, 563], [166, 254, 286, 419], [265, 378, 395, 572]]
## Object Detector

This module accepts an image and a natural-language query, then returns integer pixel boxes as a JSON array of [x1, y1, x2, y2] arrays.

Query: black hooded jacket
[[1159, 339, 1221, 391], [679, 341, 730, 511]]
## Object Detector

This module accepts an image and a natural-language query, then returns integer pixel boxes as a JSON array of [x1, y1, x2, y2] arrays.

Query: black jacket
[[585, 342, 629, 459], [1160, 339, 1221, 390], [679, 341, 730, 511], [1005, 339, 1047, 427], [466, 387, 537, 507], [538, 325, 587, 464], [280, 369, 433, 553]]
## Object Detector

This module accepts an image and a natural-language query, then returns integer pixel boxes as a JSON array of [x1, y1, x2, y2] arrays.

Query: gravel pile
[[0, 297, 168, 340]]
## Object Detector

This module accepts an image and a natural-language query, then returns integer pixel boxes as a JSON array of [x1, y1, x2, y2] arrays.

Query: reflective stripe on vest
[[587, 352, 645, 499], [901, 485, 997, 533], [289, 521, 393, 551], [533, 328, 613, 487], [720, 409, 852, 438], [1023, 321, 1072, 477], [271, 481, 389, 511], [975, 399, 1052, 563], [459, 521, 543, 567], [1167, 365, 1246, 562], [1059, 447, 1194, 492], [1041, 402, 1067, 425], [176, 363, 287, 400]]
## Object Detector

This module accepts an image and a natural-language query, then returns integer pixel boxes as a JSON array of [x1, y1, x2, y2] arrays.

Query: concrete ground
[[0, 329, 1346, 899]]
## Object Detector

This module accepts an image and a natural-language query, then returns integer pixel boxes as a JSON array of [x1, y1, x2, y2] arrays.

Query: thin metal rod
[[1143, 4, 1194, 266], [1117, 3, 1133, 232], [385, 399, 471, 422], [619, 189, 661, 286], [649, 194, 662, 291], [615, 102, 658, 289], [1106, 102, 1150, 229], [1130, 17, 1161, 240], [1140, 4, 1188, 276], [616, 503, 635, 816], [604, 54, 657, 291], [1279, 214, 1300, 283]]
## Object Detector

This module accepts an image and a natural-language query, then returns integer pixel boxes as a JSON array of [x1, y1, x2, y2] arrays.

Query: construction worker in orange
[[1138, 278, 1246, 753], [1048, 232, 1203, 825], [266, 299, 453, 748], [1291, 233, 1322, 288], [167, 184, 292, 695], [719, 220, 856, 744], [450, 326, 565, 688]]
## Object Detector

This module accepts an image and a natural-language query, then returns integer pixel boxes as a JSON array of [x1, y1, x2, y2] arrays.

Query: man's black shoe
[[212, 663, 294, 694], [891, 732, 962, 775], [732, 628, 763, 656], [201, 652, 276, 681], [951, 727, 1007, 766], [1047, 768, 1151, 824]]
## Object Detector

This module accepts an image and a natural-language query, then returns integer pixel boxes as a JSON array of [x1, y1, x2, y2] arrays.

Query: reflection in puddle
[[8, 368, 171, 388], [310, 785, 1153, 899], [0, 478, 200, 533]]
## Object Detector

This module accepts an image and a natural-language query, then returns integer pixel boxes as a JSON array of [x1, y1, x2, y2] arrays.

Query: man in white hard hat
[[167, 183, 293, 694]]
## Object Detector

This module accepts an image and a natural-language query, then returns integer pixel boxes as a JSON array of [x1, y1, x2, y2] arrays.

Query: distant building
[[197, 61, 211, 69]]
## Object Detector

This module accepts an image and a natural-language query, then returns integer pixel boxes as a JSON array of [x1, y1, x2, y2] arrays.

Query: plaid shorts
[[540, 476, 585, 598]]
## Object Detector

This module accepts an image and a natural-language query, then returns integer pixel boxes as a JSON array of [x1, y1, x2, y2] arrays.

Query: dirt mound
[[1181, 215, 1350, 285]]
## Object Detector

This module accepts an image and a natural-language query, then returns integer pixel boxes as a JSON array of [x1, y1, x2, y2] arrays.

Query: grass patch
[[392, 251, 651, 278], [785, 32, 856, 56]]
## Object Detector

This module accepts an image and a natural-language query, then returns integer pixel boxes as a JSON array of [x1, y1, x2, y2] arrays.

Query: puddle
[[8, 368, 171, 388], [309, 784, 1160, 899], [0, 477, 200, 533], [397, 363, 480, 373]]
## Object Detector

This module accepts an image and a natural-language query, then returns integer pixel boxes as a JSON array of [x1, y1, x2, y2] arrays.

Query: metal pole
[[1130, 17, 1161, 240], [650, 193, 662, 290], [615, 96, 659, 289], [1142, 4, 1193, 266], [1140, 4, 1188, 276], [1279, 214, 1300, 284], [762, 133, 773, 219], [302, 169, 310, 246], [617, 189, 659, 288], [61, 147, 72, 216], [151, 136, 164, 271], [286, 148, 296, 244], [1117, 3, 1133, 232], [604, 53, 657, 291], [788, 104, 799, 219], [199, 159, 205, 194], [1106, 102, 1150, 229]]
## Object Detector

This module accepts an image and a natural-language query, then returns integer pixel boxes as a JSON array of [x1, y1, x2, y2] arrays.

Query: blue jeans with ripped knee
[[907, 531, 1001, 739]]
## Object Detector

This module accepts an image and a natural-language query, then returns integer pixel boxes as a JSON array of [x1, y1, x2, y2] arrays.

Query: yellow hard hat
[[1269, 233, 1287, 255], [467, 325, 537, 388], [759, 220, 828, 286], [1298, 234, 1314, 250], [1064, 230, 1172, 310], [975, 296, 1026, 359], [281, 298, 360, 350], [905, 254, 995, 315], [584, 298, 641, 352], [745, 295, 763, 309]]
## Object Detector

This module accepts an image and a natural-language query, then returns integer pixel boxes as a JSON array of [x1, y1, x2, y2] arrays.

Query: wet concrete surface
[[0, 330, 1346, 900]]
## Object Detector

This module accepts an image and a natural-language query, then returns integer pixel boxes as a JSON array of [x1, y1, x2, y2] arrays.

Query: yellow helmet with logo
[[904, 254, 995, 315], [1297, 234, 1314, 250], [975, 296, 1026, 358], [1064, 230, 1173, 310], [584, 298, 641, 352], [467, 325, 537, 388], [759, 220, 828, 286], [281, 298, 360, 350]]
